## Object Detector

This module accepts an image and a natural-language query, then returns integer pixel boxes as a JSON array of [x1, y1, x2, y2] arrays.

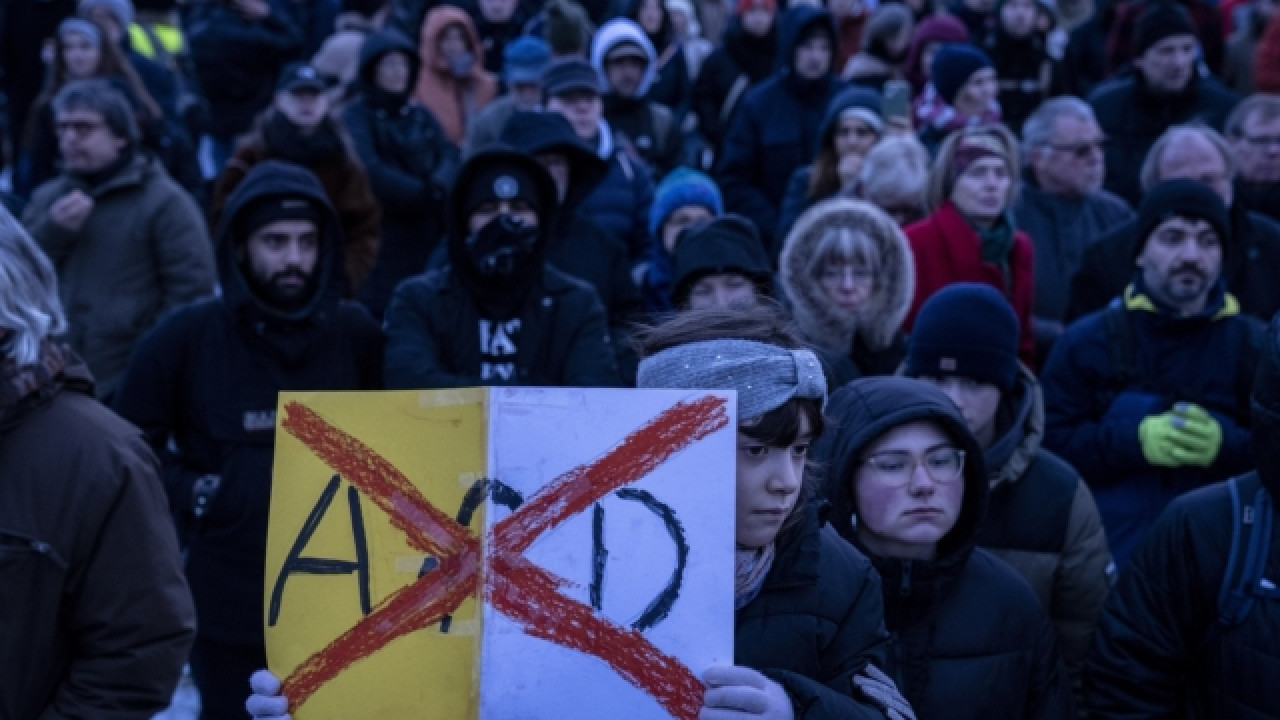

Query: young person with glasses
[[814, 373, 1075, 720]]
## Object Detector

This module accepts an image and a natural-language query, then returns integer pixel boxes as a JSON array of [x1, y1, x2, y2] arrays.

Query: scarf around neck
[[734, 542, 776, 610]]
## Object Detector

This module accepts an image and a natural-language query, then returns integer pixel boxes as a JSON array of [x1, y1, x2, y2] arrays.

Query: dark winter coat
[[969, 364, 1112, 700], [715, 6, 845, 253], [1088, 72, 1239, 206], [1066, 203, 1280, 323], [1013, 177, 1134, 341], [0, 354, 195, 720], [1042, 280, 1260, 568], [1105, 0, 1225, 76], [1086, 313, 1280, 719], [383, 148, 622, 390], [342, 29, 456, 319], [691, 17, 777, 155], [112, 162, 384, 646], [184, 0, 304, 141], [737, 504, 891, 720], [981, 27, 1062, 134], [593, 18, 685, 177], [1237, 179, 1280, 224], [210, 112, 383, 295], [579, 125, 657, 268], [903, 202, 1038, 364], [22, 153, 216, 401], [815, 377, 1075, 720], [779, 198, 913, 386], [1062, 11, 1112, 98]]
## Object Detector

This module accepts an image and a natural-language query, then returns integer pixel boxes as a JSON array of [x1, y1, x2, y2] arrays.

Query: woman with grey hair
[[0, 208, 66, 365]]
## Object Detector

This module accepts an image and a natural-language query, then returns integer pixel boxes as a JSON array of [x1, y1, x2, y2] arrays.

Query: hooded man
[[715, 4, 845, 254], [342, 29, 456, 319], [591, 17, 684, 176], [1087, 309, 1280, 719], [1043, 179, 1262, 567], [383, 147, 621, 389], [211, 62, 383, 295], [113, 161, 384, 719], [905, 283, 1112, 703]]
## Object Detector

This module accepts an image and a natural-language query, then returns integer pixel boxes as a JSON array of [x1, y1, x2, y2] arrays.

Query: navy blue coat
[[714, 5, 844, 251], [1041, 281, 1260, 567], [579, 128, 656, 268]]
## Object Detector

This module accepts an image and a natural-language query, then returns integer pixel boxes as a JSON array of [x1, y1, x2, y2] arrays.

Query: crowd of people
[[1, 0, 1278, 717]]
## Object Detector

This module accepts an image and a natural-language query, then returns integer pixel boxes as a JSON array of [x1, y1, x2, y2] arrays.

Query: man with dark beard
[[113, 160, 384, 720], [210, 62, 382, 295]]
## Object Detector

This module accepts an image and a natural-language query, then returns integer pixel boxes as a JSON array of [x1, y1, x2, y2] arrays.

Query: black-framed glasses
[[862, 447, 966, 486]]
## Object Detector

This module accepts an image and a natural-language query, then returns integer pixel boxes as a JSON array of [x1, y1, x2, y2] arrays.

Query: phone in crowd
[[882, 80, 912, 120]]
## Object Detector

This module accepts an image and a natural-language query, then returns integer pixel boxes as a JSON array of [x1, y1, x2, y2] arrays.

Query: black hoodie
[[383, 147, 622, 389], [814, 377, 1074, 720], [113, 161, 383, 647], [343, 28, 457, 318]]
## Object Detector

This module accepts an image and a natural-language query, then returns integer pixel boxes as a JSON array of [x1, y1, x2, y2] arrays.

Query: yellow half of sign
[[265, 389, 489, 720]]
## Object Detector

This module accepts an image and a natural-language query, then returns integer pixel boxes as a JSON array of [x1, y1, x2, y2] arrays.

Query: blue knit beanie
[[649, 168, 724, 239], [930, 44, 993, 105], [905, 283, 1019, 391]]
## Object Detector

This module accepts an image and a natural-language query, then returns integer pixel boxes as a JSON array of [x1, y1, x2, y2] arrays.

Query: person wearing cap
[[1104, 0, 1225, 76], [184, 0, 304, 172], [904, 283, 1111, 704], [1087, 310, 1280, 719], [0, 207, 196, 720], [903, 124, 1037, 365], [814, 374, 1076, 720], [912, 43, 1002, 154], [1043, 178, 1263, 568], [211, 62, 382, 296], [113, 160, 383, 719], [644, 167, 724, 310], [499, 110, 644, 376], [543, 55, 658, 279], [247, 304, 908, 720], [383, 146, 620, 389], [779, 197, 913, 387], [715, 5, 845, 254], [1087, 1, 1239, 205], [462, 35, 552, 156], [22, 78, 214, 402], [411, 6, 497, 147], [591, 18, 685, 177], [1068, 123, 1280, 324], [341, 29, 457, 320], [670, 214, 773, 310], [691, 0, 778, 162], [979, 0, 1062, 133], [902, 13, 969, 94], [776, 86, 884, 249]]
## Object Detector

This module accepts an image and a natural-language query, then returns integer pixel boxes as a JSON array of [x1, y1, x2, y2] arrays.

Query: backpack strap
[[720, 74, 750, 126], [1218, 476, 1279, 628]]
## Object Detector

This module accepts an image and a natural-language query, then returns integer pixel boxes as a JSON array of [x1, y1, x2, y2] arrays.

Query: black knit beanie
[[1135, 178, 1231, 259], [1133, 2, 1196, 57], [906, 283, 1020, 391]]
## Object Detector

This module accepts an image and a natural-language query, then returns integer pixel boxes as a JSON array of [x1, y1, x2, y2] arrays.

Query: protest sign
[[265, 388, 737, 720]]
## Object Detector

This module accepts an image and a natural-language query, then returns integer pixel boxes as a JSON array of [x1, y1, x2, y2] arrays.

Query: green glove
[[1171, 403, 1223, 468], [1139, 411, 1185, 468]]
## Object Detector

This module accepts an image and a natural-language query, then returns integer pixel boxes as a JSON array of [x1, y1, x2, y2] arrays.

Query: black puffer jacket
[[383, 147, 622, 389], [1086, 312, 1280, 720], [815, 377, 1075, 720], [737, 504, 891, 719], [691, 17, 777, 155], [112, 161, 384, 646], [343, 28, 456, 319]]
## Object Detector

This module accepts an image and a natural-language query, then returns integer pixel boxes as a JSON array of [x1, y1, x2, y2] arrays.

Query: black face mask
[[466, 214, 539, 278]]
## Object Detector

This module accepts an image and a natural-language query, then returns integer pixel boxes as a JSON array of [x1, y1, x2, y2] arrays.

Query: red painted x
[[277, 395, 730, 719]]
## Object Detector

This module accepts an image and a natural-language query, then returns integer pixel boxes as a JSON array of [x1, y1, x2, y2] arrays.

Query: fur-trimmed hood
[[780, 197, 914, 355]]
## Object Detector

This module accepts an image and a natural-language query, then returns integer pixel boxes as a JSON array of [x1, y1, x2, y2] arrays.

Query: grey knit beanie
[[636, 339, 827, 420]]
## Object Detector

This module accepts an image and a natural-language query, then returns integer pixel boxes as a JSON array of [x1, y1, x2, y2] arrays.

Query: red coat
[[904, 201, 1037, 364]]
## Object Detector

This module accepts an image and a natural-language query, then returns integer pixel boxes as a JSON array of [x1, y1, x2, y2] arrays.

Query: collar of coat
[[1123, 282, 1240, 321]]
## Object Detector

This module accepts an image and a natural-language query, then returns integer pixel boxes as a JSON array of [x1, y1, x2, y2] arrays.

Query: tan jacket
[[23, 155, 216, 399]]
